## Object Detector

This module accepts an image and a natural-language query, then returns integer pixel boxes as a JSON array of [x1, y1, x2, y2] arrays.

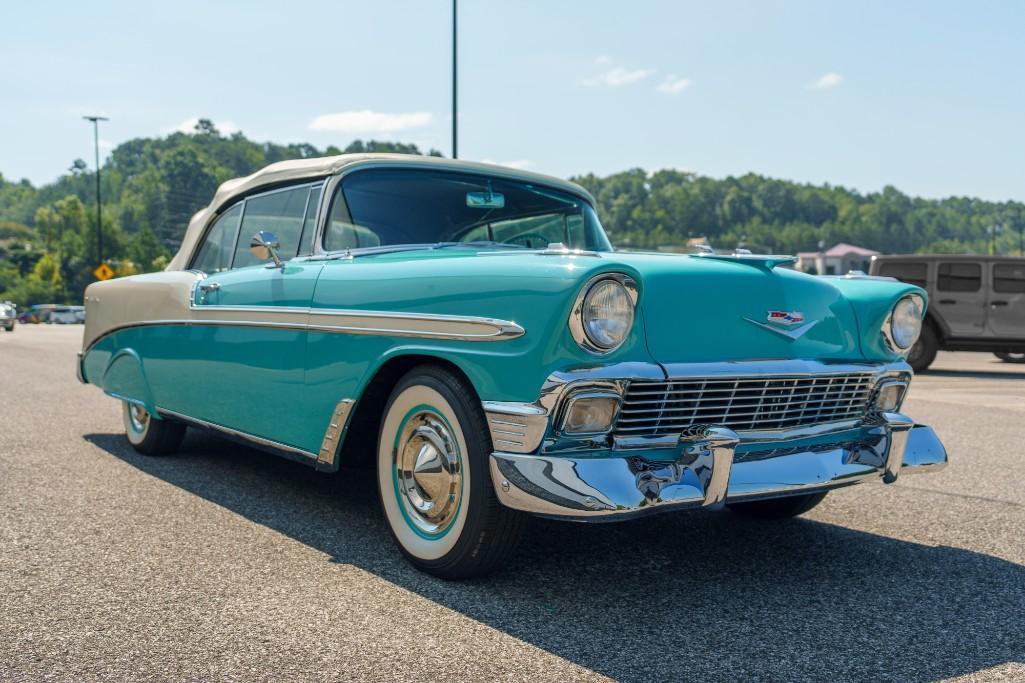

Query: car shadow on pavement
[[86, 430, 1025, 682]]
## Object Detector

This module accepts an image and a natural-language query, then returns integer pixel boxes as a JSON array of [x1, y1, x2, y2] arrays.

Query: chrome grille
[[615, 373, 877, 437]]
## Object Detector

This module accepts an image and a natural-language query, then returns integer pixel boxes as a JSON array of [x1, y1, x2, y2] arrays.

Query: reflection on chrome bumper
[[490, 415, 947, 520]]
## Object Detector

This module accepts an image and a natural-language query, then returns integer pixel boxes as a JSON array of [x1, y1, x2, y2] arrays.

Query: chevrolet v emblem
[[743, 317, 818, 341]]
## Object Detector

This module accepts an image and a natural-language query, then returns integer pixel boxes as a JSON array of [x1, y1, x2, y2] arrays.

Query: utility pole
[[452, 0, 458, 159], [83, 115, 109, 266]]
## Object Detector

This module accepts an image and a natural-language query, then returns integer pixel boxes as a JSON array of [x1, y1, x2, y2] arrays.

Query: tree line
[[2, 118, 1023, 308]]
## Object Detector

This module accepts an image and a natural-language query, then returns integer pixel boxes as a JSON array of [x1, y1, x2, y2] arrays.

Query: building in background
[[795, 243, 880, 275]]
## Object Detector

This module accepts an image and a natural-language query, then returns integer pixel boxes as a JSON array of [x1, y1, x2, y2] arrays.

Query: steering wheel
[[506, 233, 552, 249]]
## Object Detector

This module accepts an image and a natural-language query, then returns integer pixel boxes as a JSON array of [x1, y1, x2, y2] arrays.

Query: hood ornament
[[744, 310, 818, 341]]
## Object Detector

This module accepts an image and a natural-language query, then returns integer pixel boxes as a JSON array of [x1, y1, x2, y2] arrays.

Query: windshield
[[322, 169, 612, 252]]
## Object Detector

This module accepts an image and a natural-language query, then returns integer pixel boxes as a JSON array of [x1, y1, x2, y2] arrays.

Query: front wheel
[[377, 365, 526, 579], [122, 401, 186, 456], [727, 491, 828, 519], [995, 352, 1025, 363]]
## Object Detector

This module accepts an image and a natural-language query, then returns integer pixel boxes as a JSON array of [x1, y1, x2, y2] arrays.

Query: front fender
[[827, 278, 928, 360]]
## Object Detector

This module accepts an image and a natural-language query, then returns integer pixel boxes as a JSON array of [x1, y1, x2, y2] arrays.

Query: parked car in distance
[[870, 255, 1025, 371], [16, 304, 77, 324], [78, 154, 948, 578], [0, 301, 16, 331]]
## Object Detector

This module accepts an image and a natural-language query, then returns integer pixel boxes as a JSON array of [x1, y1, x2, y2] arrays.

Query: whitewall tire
[[122, 401, 186, 456], [376, 366, 525, 579]]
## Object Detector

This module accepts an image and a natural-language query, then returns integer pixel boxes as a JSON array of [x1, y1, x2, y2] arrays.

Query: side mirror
[[250, 231, 283, 268]]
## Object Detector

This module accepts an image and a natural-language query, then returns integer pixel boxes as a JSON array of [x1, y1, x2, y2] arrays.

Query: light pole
[[83, 115, 109, 266], [452, 0, 457, 159]]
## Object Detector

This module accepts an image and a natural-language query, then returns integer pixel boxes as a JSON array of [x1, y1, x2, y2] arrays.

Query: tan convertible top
[[167, 154, 596, 271]]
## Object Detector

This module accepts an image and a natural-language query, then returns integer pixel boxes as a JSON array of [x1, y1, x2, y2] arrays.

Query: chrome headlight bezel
[[882, 294, 925, 354], [569, 273, 638, 354]]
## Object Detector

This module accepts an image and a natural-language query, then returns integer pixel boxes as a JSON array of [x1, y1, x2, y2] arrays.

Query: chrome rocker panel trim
[[489, 414, 947, 521]]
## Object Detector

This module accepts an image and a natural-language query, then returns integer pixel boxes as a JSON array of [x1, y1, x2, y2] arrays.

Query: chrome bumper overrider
[[489, 413, 947, 520]]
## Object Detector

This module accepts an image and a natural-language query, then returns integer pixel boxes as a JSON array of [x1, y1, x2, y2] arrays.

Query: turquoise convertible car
[[79, 154, 947, 578]]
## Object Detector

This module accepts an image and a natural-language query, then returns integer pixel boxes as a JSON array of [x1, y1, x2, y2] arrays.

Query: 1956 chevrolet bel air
[[78, 154, 948, 578]]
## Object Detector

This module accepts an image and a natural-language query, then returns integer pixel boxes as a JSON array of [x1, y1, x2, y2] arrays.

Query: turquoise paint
[[83, 247, 928, 459], [826, 276, 927, 360], [390, 403, 464, 539], [101, 348, 157, 416]]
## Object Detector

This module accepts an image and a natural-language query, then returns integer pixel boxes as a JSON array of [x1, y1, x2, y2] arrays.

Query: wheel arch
[[334, 352, 482, 469], [923, 309, 949, 342], [100, 348, 159, 417]]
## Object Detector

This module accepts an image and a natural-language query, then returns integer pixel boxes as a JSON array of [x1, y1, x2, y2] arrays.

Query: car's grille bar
[[615, 373, 877, 436]]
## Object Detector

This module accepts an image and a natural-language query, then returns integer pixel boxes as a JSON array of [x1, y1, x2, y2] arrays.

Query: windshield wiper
[[433, 241, 528, 250], [316, 240, 528, 261]]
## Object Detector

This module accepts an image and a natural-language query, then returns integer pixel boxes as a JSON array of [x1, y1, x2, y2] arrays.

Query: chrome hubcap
[[394, 413, 462, 535], [128, 404, 149, 433]]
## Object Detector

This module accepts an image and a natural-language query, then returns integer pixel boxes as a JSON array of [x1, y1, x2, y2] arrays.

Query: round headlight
[[580, 278, 635, 351], [890, 296, 923, 350]]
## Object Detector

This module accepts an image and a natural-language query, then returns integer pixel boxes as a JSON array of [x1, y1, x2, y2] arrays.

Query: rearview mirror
[[250, 231, 283, 268], [466, 190, 505, 209]]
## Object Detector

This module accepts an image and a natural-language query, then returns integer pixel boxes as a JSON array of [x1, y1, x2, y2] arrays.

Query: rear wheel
[[727, 491, 828, 519], [995, 352, 1025, 363], [907, 323, 939, 373], [376, 365, 526, 579], [122, 401, 186, 456]]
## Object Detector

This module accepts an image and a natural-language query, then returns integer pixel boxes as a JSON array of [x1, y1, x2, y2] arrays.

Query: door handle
[[197, 281, 220, 304], [990, 300, 1009, 307], [938, 299, 956, 305]]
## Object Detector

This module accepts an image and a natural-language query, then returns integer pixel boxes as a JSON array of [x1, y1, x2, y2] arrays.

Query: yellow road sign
[[93, 263, 114, 281]]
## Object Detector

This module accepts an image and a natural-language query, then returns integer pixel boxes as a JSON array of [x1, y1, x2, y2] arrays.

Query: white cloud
[[481, 159, 533, 170], [581, 65, 654, 88], [167, 117, 240, 135], [98, 138, 114, 150], [657, 75, 691, 95], [308, 110, 433, 134], [810, 72, 843, 89]]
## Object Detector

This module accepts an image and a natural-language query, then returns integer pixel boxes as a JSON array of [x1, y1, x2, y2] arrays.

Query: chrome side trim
[[158, 408, 319, 461], [305, 307, 525, 341], [84, 308, 525, 353], [317, 398, 355, 467]]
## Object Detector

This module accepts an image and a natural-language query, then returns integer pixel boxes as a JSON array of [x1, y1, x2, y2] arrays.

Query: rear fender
[[101, 348, 158, 417]]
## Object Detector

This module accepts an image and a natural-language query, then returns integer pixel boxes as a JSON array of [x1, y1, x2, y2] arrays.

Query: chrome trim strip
[[317, 398, 355, 467], [305, 308, 525, 341], [84, 308, 525, 354], [158, 408, 319, 461]]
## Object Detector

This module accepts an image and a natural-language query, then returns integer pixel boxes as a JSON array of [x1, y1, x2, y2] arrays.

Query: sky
[[1, 0, 1023, 201]]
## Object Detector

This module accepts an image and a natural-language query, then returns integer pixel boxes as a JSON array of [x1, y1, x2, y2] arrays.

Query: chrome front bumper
[[489, 413, 947, 520]]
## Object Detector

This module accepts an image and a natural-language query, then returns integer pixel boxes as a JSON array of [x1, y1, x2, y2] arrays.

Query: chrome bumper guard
[[489, 413, 947, 520]]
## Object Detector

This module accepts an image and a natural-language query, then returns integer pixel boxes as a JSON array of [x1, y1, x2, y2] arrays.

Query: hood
[[603, 252, 863, 363]]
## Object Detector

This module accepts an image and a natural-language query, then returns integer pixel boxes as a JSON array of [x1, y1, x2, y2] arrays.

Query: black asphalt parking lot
[[2, 325, 1024, 681]]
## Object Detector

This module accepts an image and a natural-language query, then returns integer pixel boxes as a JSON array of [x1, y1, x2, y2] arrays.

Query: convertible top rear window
[[324, 169, 612, 252]]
